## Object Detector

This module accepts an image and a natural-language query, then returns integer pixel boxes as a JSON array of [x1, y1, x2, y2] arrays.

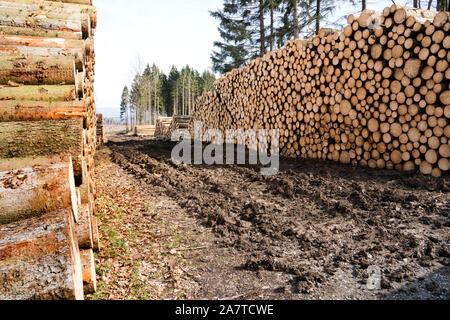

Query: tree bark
[[0, 26, 82, 40], [0, 209, 83, 300], [0, 119, 84, 181], [0, 155, 78, 225], [0, 55, 76, 85], [259, 0, 266, 55], [293, 0, 300, 39], [0, 85, 78, 102], [270, 1, 274, 51], [316, 0, 321, 35]]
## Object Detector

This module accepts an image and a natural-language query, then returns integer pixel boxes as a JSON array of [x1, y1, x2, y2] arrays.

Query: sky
[[93, 0, 415, 118]]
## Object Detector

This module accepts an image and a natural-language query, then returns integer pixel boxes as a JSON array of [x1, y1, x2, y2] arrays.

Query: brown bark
[[0, 55, 76, 85], [0, 119, 84, 181]]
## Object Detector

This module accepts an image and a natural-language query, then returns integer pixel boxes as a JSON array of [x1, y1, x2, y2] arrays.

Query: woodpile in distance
[[136, 125, 156, 136], [191, 5, 449, 177], [0, 0, 98, 300], [155, 116, 192, 140], [154, 117, 173, 140]]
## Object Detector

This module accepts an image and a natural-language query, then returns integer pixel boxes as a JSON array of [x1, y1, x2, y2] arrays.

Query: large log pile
[[192, 5, 449, 177], [0, 0, 98, 300]]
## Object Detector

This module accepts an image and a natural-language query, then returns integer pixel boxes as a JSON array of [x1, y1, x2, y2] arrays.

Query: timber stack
[[155, 116, 192, 140], [0, 0, 98, 300], [136, 125, 156, 137], [192, 5, 450, 177], [154, 117, 173, 140]]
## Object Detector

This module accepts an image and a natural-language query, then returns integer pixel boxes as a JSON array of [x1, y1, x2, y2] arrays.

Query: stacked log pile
[[136, 125, 156, 136], [191, 5, 449, 177], [96, 113, 106, 146], [155, 116, 192, 141], [0, 0, 98, 300], [154, 117, 173, 140]]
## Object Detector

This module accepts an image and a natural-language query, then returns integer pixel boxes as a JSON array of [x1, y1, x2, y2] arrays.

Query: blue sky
[[93, 0, 415, 118]]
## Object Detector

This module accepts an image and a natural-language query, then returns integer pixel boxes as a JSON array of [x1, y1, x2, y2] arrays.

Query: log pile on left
[[0, 0, 98, 300]]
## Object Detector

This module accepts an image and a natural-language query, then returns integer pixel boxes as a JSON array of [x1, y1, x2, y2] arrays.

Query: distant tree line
[[120, 64, 215, 131], [211, 0, 449, 74]]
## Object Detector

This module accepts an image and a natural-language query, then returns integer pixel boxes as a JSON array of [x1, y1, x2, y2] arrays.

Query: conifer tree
[[120, 86, 129, 132]]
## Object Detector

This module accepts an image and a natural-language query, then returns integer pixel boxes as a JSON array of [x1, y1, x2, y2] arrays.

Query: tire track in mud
[[108, 137, 450, 297]]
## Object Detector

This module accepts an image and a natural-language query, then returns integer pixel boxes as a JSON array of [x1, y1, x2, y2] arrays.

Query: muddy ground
[[93, 135, 450, 300]]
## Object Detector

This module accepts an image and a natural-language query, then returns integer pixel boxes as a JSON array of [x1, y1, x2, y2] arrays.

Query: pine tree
[[167, 66, 180, 116], [210, 0, 254, 74], [120, 86, 129, 132]]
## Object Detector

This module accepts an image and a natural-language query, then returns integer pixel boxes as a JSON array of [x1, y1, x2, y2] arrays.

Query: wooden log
[[0, 119, 84, 182], [0, 0, 97, 29], [393, 6, 439, 25], [0, 85, 77, 101], [0, 55, 76, 85], [0, 45, 84, 71], [0, 155, 78, 225], [0, 35, 86, 57], [0, 100, 86, 120], [80, 249, 96, 294], [47, 0, 92, 5], [0, 26, 82, 40], [91, 215, 99, 252], [0, 1, 91, 36], [76, 204, 92, 249], [0, 13, 82, 35], [0, 209, 83, 300]]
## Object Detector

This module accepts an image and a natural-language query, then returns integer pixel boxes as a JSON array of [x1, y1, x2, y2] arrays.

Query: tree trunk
[[270, 1, 274, 51], [362, 0, 367, 11], [0, 209, 83, 300], [293, 0, 300, 39], [259, 0, 266, 56], [182, 76, 185, 115], [316, 0, 321, 35], [0, 119, 84, 181]]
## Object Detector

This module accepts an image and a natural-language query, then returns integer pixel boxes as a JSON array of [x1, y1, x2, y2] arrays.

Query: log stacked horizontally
[[191, 5, 449, 177], [0, 0, 99, 300]]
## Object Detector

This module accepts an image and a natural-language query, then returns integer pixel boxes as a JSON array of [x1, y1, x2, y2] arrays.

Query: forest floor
[[88, 135, 450, 300]]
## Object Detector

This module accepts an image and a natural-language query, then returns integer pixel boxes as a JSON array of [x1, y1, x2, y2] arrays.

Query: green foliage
[[211, 0, 342, 75], [120, 86, 129, 123]]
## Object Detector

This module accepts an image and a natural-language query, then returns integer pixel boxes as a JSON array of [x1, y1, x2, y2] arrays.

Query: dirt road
[[92, 135, 450, 300]]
